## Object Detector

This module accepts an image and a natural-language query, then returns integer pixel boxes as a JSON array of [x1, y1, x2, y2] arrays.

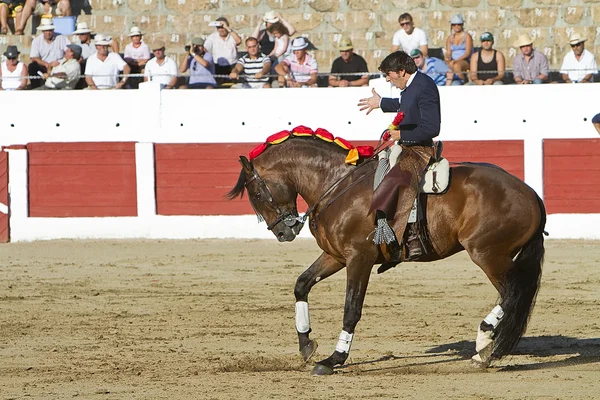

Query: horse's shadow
[[338, 335, 600, 372]]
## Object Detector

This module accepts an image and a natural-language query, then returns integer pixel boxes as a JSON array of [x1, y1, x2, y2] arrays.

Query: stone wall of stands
[[0, 81, 599, 242]]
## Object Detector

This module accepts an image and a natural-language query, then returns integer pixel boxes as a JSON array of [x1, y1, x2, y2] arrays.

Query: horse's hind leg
[[294, 252, 345, 363]]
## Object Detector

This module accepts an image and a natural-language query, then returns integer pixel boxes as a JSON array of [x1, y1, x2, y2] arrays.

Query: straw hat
[[568, 33, 586, 45], [73, 22, 92, 34], [263, 10, 279, 24], [38, 19, 56, 31], [513, 34, 533, 48], [128, 26, 143, 37], [94, 34, 110, 46], [338, 37, 353, 51]]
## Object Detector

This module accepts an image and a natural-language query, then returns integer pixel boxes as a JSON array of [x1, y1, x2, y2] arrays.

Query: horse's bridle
[[245, 168, 306, 232]]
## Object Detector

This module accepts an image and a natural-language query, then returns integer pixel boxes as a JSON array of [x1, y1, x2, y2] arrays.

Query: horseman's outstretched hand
[[358, 88, 381, 115]]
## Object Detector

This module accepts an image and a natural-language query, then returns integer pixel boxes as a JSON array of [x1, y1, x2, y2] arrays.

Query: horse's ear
[[239, 156, 254, 174]]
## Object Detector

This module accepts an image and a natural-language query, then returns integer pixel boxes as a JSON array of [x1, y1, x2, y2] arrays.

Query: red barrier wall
[[155, 140, 524, 216], [543, 139, 600, 214], [442, 140, 525, 180], [28, 143, 137, 217], [155, 143, 259, 215], [0, 151, 8, 243]]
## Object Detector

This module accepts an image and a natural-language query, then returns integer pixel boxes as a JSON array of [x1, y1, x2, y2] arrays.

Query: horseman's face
[[243, 162, 303, 242]]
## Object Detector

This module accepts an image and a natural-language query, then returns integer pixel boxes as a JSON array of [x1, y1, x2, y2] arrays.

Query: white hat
[[94, 34, 111, 46], [37, 18, 55, 31], [568, 33, 586, 45], [450, 14, 464, 25], [263, 10, 279, 24], [128, 26, 143, 37], [513, 33, 534, 48], [73, 22, 92, 34], [290, 37, 308, 51]]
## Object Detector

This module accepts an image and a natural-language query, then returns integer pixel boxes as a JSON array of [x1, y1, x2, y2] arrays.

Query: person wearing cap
[[229, 36, 271, 89], [328, 37, 369, 87], [468, 32, 505, 85], [38, 44, 81, 89], [275, 36, 318, 88], [71, 22, 119, 61], [0, 45, 27, 90], [391, 13, 428, 57], [179, 37, 216, 89], [444, 14, 472, 83], [357, 50, 440, 261], [84, 34, 130, 89], [559, 33, 597, 84], [593, 113, 600, 135], [28, 18, 70, 88], [251, 10, 296, 60], [410, 48, 454, 86], [204, 16, 241, 86], [144, 40, 178, 89], [512, 34, 549, 84]]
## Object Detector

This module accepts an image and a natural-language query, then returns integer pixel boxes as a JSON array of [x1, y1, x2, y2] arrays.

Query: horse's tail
[[493, 194, 546, 358]]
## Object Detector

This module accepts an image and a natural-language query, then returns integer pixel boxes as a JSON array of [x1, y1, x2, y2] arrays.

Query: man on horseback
[[358, 50, 441, 263]]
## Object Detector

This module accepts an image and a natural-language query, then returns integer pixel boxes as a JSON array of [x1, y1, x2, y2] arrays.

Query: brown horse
[[227, 135, 546, 376]]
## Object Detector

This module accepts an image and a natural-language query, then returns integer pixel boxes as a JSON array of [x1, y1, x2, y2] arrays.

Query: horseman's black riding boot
[[407, 224, 423, 259]]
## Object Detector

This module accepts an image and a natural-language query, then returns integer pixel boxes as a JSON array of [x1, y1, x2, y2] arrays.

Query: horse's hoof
[[470, 353, 491, 369], [311, 363, 334, 376], [300, 340, 318, 363]]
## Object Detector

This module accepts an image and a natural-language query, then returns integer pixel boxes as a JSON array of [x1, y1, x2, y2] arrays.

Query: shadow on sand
[[336, 335, 600, 373]]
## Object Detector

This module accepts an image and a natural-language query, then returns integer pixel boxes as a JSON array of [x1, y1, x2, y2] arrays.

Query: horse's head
[[227, 156, 304, 242]]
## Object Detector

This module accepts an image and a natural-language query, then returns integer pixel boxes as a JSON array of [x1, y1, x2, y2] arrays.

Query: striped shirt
[[422, 57, 449, 86], [236, 53, 270, 83]]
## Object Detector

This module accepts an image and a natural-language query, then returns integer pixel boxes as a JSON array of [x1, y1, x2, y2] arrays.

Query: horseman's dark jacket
[[380, 71, 441, 146]]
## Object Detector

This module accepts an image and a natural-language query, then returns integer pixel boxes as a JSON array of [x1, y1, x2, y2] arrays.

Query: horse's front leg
[[311, 254, 373, 376], [294, 252, 345, 363]]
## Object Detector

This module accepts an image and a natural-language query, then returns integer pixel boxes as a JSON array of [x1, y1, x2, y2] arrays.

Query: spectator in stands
[[143, 40, 177, 89], [444, 14, 472, 83], [229, 36, 271, 89], [468, 32, 505, 85], [328, 37, 369, 87], [410, 48, 456, 86], [72, 22, 119, 60], [275, 37, 318, 88], [0, 45, 27, 90], [0, 0, 34, 35], [204, 16, 241, 86], [84, 34, 130, 90], [512, 34, 549, 84], [391, 13, 428, 57], [560, 33, 597, 84], [38, 43, 81, 89], [33, 0, 71, 18], [593, 113, 600, 135], [179, 37, 216, 89], [123, 26, 150, 89], [251, 10, 296, 62], [266, 22, 290, 63], [28, 18, 70, 88]]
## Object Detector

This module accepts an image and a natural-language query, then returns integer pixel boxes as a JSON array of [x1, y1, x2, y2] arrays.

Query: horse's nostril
[[277, 232, 285, 242]]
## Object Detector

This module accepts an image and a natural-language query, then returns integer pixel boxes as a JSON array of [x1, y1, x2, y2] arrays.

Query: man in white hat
[[560, 33, 597, 84], [512, 34, 549, 84], [251, 10, 296, 58], [123, 26, 151, 88], [328, 37, 369, 87], [84, 34, 130, 90], [275, 37, 318, 88], [28, 18, 70, 88], [71, 22, 120, 60]]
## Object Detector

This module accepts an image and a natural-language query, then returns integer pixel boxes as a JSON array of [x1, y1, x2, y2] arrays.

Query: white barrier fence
[[2, 81, 600, 241]]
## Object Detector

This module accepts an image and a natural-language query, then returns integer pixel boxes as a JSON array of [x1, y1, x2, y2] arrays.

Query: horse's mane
[[226, 169, 246, 200]]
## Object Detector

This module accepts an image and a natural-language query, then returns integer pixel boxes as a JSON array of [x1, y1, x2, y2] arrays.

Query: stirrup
[[407, 235, 422, 259]]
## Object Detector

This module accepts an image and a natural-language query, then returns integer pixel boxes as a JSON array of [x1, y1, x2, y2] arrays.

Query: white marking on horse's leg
[[335, 330, 353, 354], [472, 305, 504, 366], [295, 301, 311, 333]]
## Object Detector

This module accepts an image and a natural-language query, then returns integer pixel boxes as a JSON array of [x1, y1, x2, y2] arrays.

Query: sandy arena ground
[[1, 239, 599, 399]]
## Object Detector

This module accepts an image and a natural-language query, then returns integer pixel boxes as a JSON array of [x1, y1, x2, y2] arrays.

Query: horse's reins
[[298, 133, 394, 229]]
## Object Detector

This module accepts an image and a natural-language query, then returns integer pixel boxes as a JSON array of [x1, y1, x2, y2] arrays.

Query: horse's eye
[[255, 192, 261, 199]]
